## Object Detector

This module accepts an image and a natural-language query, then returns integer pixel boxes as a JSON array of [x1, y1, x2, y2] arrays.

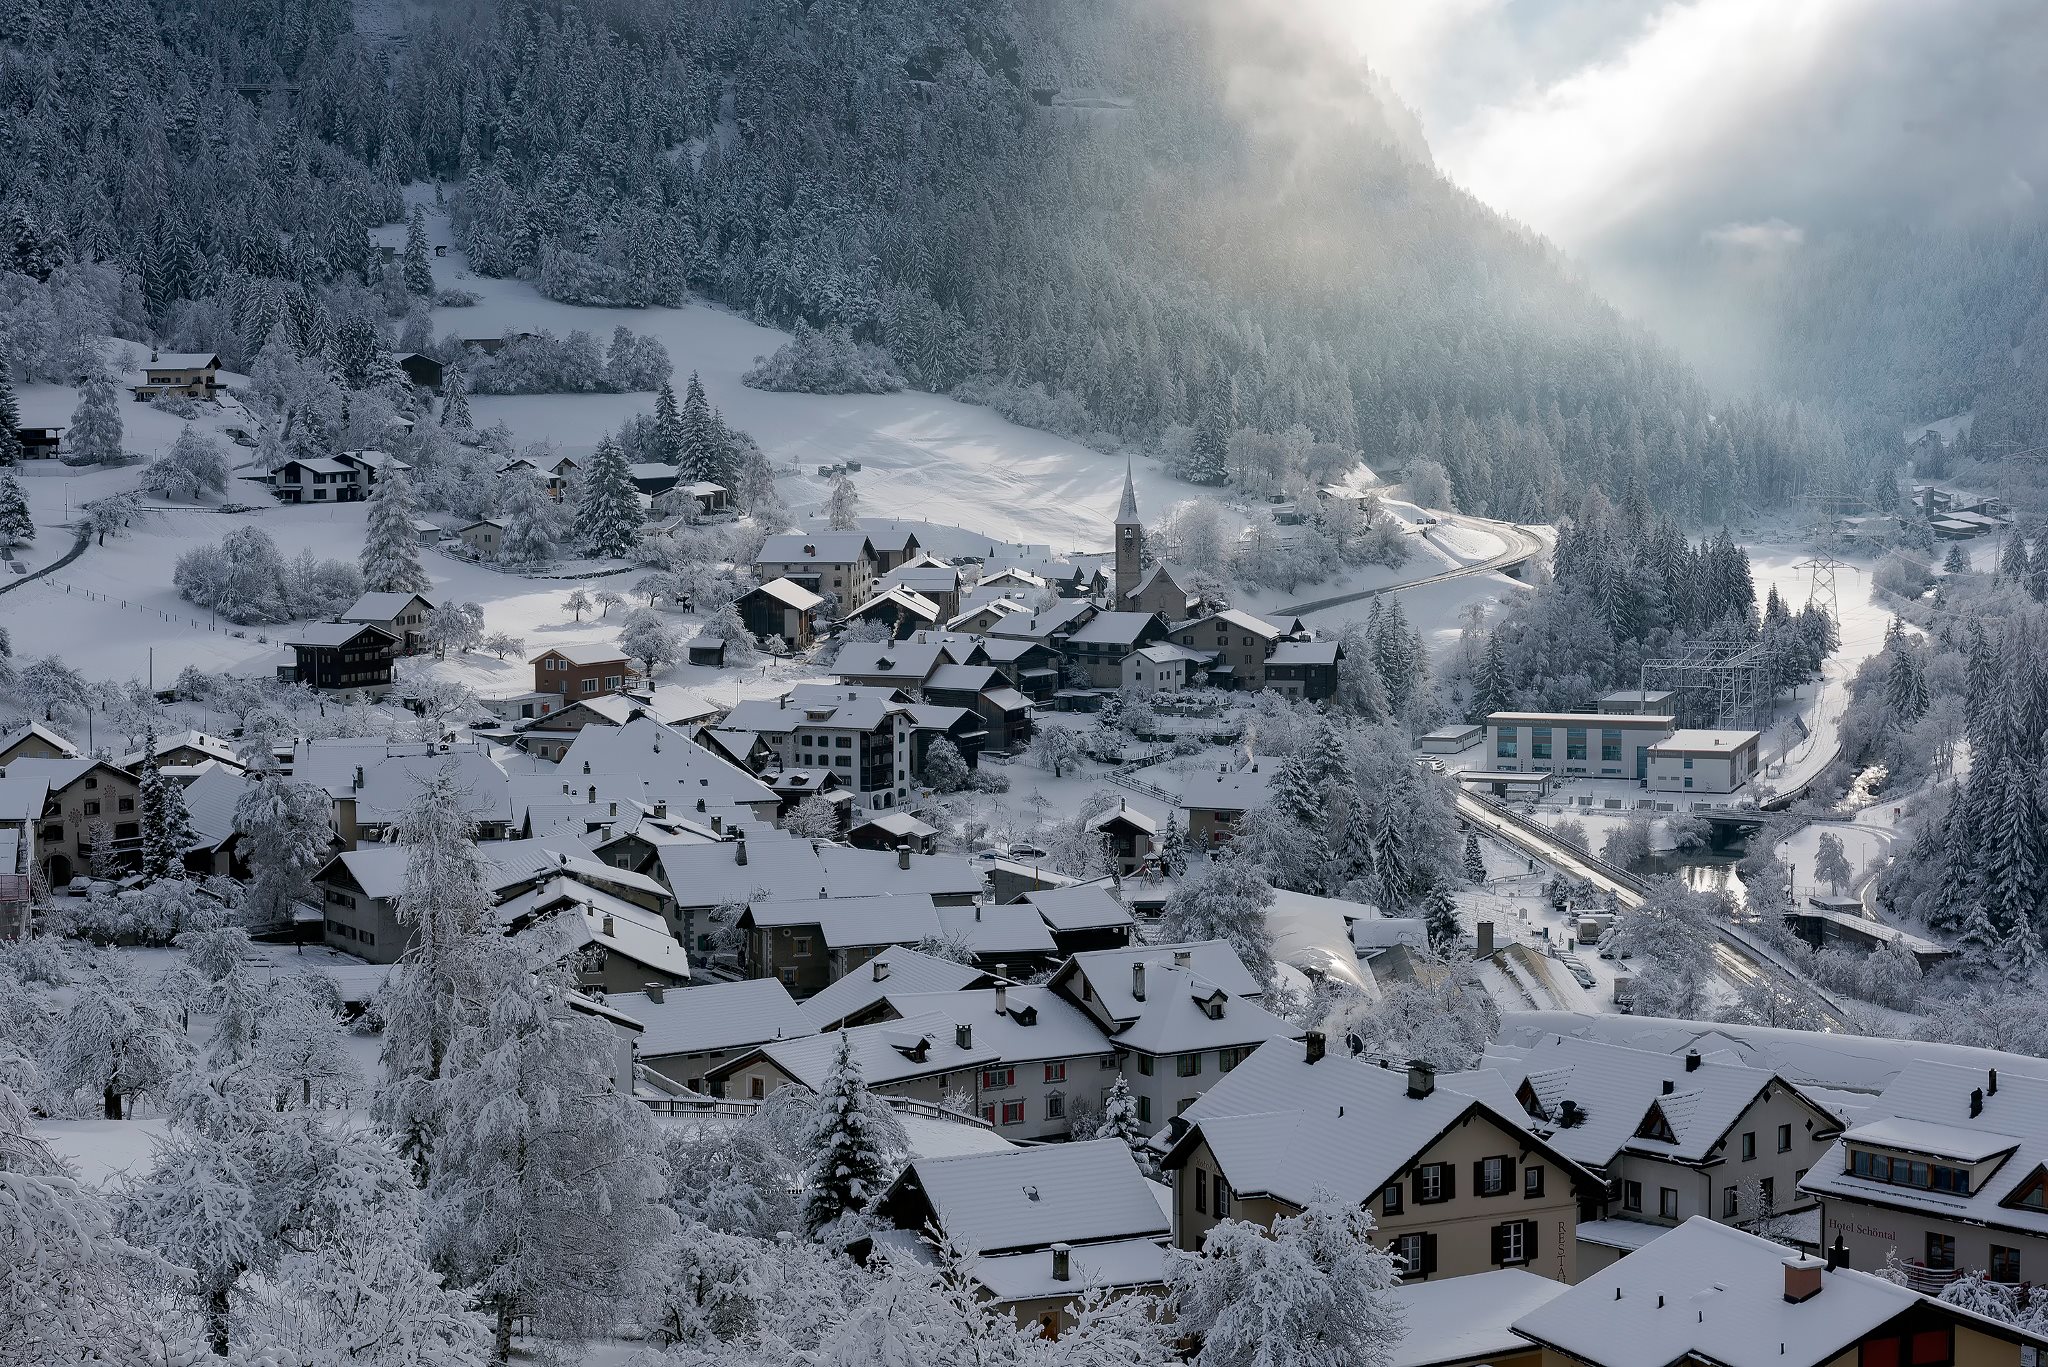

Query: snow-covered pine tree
[[424, 942, 674, 1363], [0, 470, 32, 549], [803, 1031, 900, 1236], [136, 728, 196, 882], [677, 372, 720, 480], [574, 434, 640, 558], [1944, 543, 1968, 574], [495, 472, 558, 564], [827, 472, 860, 530], [922, 735, 970, 793], [403, 206, 435, 297], [652, 378, 685, 465], [1156, 820, 1191, 878], [360, 463, 432, 594], [66, 367, 123, 465], [1423, 880, 1461, 950], [1094, 1074, 1158, 1178], [1473, 632, 1513, 719], [439, 367, 474, 432], [1463, 829, 1486, 884], [0, 370, 22, 465]]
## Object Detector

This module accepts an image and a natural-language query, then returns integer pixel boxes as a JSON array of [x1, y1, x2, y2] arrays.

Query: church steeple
[[1115, 456, 1142, 603]]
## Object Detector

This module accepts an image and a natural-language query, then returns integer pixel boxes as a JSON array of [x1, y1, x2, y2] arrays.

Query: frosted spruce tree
[[1463, 828, 1487, 883], [803, 1031, 901, 1236], [424, 941, 675, 1364], [827, 472, 860, 530], [678, 372, 719, 482], [1094, 1074, 1158, 1178], [0, 470, 32, 549], [575, 434, 641, 558], [495, 472, 558, 565], [0, 369, 22, 465], [653, 378, 685, 465], [361, 463, 432, 593], [136, 728, 196, 882], [439, 367, 474, 432], [1423, 880, 1462, 951], [403, 206, 435, 297], [67, 367, 123, 465]]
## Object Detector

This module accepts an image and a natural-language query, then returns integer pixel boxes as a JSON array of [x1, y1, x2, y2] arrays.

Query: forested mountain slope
[[0, 0, 1869, 520]]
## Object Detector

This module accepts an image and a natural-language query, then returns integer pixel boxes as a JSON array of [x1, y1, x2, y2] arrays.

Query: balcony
[[1896, 1262, 1964, 1295]]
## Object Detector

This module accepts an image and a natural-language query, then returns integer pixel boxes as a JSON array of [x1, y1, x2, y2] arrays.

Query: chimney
[[873, 958, 890, 982], [1970, 1087, 1983, 1118], [1685, 1050, 1701, 1072], [1051, 1244, 1071, 1283], [353, 765, 364, 789], [1173, 949, 1192, 969], [1559, 1099, 1582, 1127], [1989, 1068, 1999, 1095], [1783, 1255, 1824, 1304], [1825, 1235, 1848, 1272], [1305, 1030, 1326, 1064], [735, 838, 748, 866], [1662, 1079, 1675, 1094], [994, 983, 1008, 1015], [898, 845, 911, 870], [654, 800, 667, 819], [956, 1023, 973, 1050], [1407, 1060, 1436, 1099], [1132, 962, 1147, 1001], [601, 914, 615, 936], [647, 984, 664, 1003], [1476, 921, 1494, 957]]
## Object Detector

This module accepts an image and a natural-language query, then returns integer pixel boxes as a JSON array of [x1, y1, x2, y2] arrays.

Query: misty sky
[[1332, 0, 2048, 265]]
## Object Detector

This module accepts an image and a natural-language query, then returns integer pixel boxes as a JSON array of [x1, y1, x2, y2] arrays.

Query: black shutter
[[1412, 1169, 1425, 1207], [1474, 1160, 1487, 1195], [1422, 1231, 1438, 1276], [1525, 1220, 1541, 1261], [1490, 1223, 1506, 1265], [1442, 1163, 1456, 1201]]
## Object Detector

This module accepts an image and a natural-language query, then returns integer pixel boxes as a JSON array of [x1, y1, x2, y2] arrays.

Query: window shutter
[[1490, 1224, 1506, 1265], [1524, 1220, 1540, 1260], [1442, 1164, 1456, 1201], [1474, 1160, 1487, 1195], [1412, 1169, 1425, 1207], [1421, 1232, 1438, 1277]]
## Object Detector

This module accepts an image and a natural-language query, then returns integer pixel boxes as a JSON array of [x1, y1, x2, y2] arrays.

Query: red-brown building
[[531, 645, 638, 700]]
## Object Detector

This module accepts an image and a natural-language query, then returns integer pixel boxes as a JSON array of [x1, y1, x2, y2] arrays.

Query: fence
[[33, 577, 279, 646]]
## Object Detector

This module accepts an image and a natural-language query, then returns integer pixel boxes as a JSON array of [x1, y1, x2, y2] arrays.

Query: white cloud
[[1701, 218, 1806, 253]]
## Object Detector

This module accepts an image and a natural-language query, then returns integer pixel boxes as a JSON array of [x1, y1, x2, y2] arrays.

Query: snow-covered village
[[8, 4, 2048, 1367]]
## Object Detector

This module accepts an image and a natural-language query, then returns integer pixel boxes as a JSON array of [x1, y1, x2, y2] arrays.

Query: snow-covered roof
[[321, 837, 585, 902], [1390, 1269, 1567, 1367], [747, 577, 826, 612], [555, 718, 777, 809], [1266, 639, 1339, 666], [0, 757, 122, 792], [834, 638, 972, 682], [756, 532, 875, 565], [1649, 728, 1761, 754], [891, 1139, 1169, 1255], [1164, 761, 1273, 812], [0, 776, 49, 825], [1484, 1035, 1830, 1167], [1165, 1042, 1574, 1208], [294, 742, 514, 827], [732, 1011, 997, 1091], [879, 564, 960, 592], [1510, 1218, 1965, 1367], [1104, 965, 1297, 1055], [1051, 941, 1265, 1022], [852, 811, 935, 841], [723, 686, 908, 736], [508, 887, 690, 981], [986, 598, 1097, 641], [936, 901, 1059, 958], [1801, 1061, 2048, 1236], [341, 591, 435, 622], [604, 979, 813, 1058], [923, 663, 1001, 694], [1128, 642, 1207, 666], [739, 892, 943, 948], [1176, 608, 1288, 638], [142, 351, 220, 371], [0, 721, 79, 758], [284, 622, 397, 649], [970, 1237, 1169, 1305], [1020, 885, 1134, 934], [532, 642, 630, 666], [848, 585, 944, 624], [1065, 611, 1164, 647], [177, 766, 253, 849], [815, 846, 985, 900], [653, 834, 828, 908], [1086, 803, 1157, 836], [803, 946, 994, 1028], [874, 986, 1112, 1066], [119, 730, 241, 768]]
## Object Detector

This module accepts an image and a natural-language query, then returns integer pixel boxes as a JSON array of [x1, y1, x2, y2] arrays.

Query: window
[[1496, 726, 1518, 759], [1863, 1329, 1954, 1367], [1383, 1184, 1403, 1216], [1138, 1096, 1151, 1124], [1925, 1233, 1955, 1271], [1683, 756, 1695, 770], [1044, 1062, 1066, 1083], [82, 801, 100, 816], [1991, 1246, 2022, 1284], [1046, 1092, 1064, 1120], [1214, 1181, 1230, 1218], [1565, 727, 1587, 760], [1531, 727, 1552, 760], [117, 797, 134, 813], [1195, 1168, 1208, 1214], [1001, 1101, 1025, 1126], [1177, 1053, 1203, 1077], [1601, 729, 1622, 762], [1723, 1185, 1739, 1218], [1417, 1163, 1452, 1204], [1659, 1188, 1678, 1220], [1623, 1181, 1642, 1212], [1218, 1046, 1250, 1073], [778, 967, 797, 986], [581, 678, 599, 694], [1778, 1123, 1793, 1153], [1741, 1132, 1757, 1160], [982, 1067, 1015, 1089], [1392, 1233, 1429, 1279], [1477, 1156, 1511, 1196], [1494, 1220, 1537, 1266], [1684, 777, 1694, 789], [749, 1076, 766, 1100], [1759, 1177, 1775, 1211], [1524, 1166, 1545, 1198], [790, 936, 813, 955], [1848, 1150, 1972, 1194], [1137, 1054, 1154, 1076]]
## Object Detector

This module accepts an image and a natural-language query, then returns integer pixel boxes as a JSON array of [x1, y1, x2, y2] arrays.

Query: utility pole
[[1793, 554, 1849, 624]]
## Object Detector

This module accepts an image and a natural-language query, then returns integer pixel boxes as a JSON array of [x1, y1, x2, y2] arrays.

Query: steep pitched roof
[[803, 946, 994, 1028], [888, 1139, 1167, 1255], [605, 979, 812, 1058]]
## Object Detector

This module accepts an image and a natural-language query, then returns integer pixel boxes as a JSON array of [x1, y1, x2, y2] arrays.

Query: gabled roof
[[873, 986, 1110, 1064], [1510, 1218, 2011, 1367], [0, 722, 79, 759], [506, 882, 690, 980], [847, 585, 943, 624], [887, 1139, 1167, 1256], [0, 776, 51, 824], [1164, 761, 1274, 812], [804, 946, 996, 1028], [1086, 804, 1158, 836], [1266, 639, 1340, 666], [1065, 611, 1167, 647], [1164, 1041, 1589, 1208], [178, 766, 254, 849], [936, 901, 1059, 958], [119, 730, 241, 768], [923, 663, 1003, 694], [531, 642, 630, 666], [1174, 608, 1290, 639], [744, 577, 827, 612], [0, 756, 132, 792], [284, 622, 397, 649], [1050, 940, 1264, 1021], [718, 1011, 997, 1091], [341, 591, 436, 622], [815, 846, 985, 899], [738, 892, 943, 948], [143, 351, 220, 371], [757, 532, 876, 565], [1801, 1060, 2048, 1236], [653, 834, 827, 909], [1390, 1270, 1567, 1367], [605, 979, 812, 1058], [1020, 884, 1134, 934], [555, 718, 777, 809], [834, 638, 968, 682]]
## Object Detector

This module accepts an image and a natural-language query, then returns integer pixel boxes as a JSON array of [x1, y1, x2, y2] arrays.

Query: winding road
[[1279, 514, 1548, 617]]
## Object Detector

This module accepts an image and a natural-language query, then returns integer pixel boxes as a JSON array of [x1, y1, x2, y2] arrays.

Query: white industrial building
[[1483, 712, 1675, 782], [1645, 729, 1761, 794]]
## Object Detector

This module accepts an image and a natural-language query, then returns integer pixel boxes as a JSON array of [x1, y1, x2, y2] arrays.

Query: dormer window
[[2002, 1166, 2047, 1212], [1848, 1149, 1972, 1194], [1635, 1103, 1677, 1145]]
